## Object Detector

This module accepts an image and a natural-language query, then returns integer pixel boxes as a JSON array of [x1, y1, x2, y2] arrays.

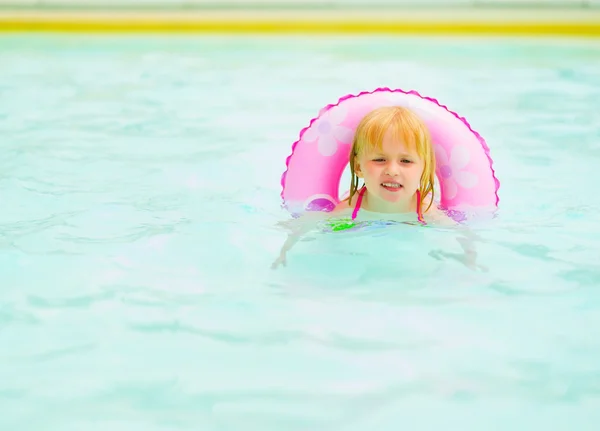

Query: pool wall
[[0, 0, 599, 36]]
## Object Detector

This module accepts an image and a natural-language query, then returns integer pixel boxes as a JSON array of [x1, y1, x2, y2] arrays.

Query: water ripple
[[1, 34, 599, 429]]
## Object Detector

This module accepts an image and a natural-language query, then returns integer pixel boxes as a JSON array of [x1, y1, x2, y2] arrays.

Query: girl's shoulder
[[333, 197, 353, 213], [423, 204, 458, 226]]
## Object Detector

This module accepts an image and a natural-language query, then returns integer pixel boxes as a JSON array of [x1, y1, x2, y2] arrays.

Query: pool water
[[1, 34, 600, 430]]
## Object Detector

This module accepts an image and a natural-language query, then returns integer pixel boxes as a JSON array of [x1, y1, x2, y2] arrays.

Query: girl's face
[[354, 128, 424, 212]]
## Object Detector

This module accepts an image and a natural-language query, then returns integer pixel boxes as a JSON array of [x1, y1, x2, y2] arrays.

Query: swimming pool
[[1, 34, 600, 429]]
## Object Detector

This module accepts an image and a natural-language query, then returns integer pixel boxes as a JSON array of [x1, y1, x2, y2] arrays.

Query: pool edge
[[1, 8, 599, 37]]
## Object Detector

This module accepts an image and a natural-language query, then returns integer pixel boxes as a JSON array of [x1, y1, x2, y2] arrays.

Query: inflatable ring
[[280, 88, 500, 218]]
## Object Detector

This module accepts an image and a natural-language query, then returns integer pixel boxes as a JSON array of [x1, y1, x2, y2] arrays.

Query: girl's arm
[[455, 228, 487, 271], [428, 227, 487, 272], [426, 208, 487, 271], [271, 211, 328, 269]]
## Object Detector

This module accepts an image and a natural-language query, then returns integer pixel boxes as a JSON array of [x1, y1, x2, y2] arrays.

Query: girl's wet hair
[[348, 106, 436, 212]]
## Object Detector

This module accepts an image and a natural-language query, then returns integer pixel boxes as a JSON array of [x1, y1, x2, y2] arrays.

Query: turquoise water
[[1, 34, 600, 430]]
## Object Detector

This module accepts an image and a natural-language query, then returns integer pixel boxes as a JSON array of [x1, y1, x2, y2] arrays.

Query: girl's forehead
[[365, 138, 418, 155]]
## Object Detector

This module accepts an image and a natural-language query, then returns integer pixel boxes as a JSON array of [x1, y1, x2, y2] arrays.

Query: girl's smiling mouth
[[381, 182, 403, 191]]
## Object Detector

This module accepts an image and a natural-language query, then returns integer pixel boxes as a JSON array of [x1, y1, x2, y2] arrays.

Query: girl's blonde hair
[[348, 106, 436, 212]]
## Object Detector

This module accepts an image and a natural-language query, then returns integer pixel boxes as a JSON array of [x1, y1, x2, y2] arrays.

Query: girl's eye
[[373, 158, 385, 162], [401, 159, 412, 164]]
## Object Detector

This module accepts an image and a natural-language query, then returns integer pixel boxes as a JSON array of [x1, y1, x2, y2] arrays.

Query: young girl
[[332, 105, 445, 225], [272, 106, 483, 269]]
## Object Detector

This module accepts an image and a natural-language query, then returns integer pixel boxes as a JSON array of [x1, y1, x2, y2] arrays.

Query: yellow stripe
[[0, 19, 599, 36]]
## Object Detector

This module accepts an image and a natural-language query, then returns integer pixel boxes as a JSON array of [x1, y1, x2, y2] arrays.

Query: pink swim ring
[[280, 88, 500, 218]]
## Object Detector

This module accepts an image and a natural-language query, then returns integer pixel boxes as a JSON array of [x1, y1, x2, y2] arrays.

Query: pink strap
[[416, 190, 425, 224], [351, 186, 366, 221]]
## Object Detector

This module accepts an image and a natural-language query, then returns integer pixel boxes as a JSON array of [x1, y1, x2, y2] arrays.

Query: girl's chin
[[378, 186, 407, 200]]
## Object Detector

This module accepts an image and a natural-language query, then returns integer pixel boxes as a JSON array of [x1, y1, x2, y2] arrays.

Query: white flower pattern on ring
[[435, 144, 478, 200], [302, 106, 353, 157]]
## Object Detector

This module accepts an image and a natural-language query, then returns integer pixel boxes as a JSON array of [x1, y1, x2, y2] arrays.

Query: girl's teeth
[[382, 183, 401, 188]]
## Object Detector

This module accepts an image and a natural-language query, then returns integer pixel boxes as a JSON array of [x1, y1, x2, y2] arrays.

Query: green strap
[[327, 218, 357, 232]]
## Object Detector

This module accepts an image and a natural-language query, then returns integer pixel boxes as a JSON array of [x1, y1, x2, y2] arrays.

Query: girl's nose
[[385, 162, 401, 176]]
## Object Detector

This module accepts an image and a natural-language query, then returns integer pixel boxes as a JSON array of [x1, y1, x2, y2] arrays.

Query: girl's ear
[[354, 160, 363, 178]]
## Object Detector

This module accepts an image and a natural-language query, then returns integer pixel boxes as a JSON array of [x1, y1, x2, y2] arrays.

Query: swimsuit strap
[[351, 186, 366, 221], [416, 189, 426, 225]]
